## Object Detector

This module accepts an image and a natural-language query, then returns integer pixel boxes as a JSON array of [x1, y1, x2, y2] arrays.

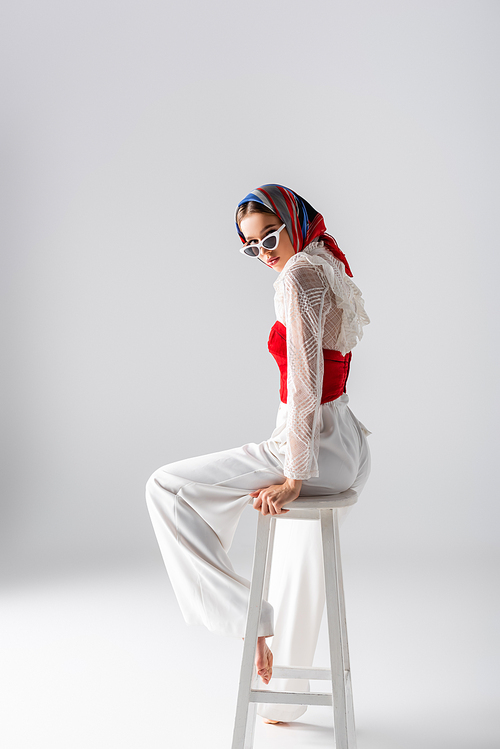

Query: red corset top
[[267, 320, 352, 405]]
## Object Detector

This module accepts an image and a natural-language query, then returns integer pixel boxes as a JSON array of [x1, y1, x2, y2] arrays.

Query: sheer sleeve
[[282, 262, 330, 480]]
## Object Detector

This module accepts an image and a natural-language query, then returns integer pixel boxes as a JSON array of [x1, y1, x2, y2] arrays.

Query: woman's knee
[[145, 465, 189, 505]]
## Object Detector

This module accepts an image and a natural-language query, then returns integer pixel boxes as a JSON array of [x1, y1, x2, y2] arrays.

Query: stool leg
[[333, 508, 357, 748], [244, 670, 259, 749], [263, 516, 276, 602], [232, 512, 272, 749], [321, 508, 350, 749]]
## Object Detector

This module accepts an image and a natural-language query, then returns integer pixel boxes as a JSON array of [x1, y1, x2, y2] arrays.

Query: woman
[[145, 183, 371, 724]]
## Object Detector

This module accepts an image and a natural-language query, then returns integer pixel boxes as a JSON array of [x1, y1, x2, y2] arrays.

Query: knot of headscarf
[[235, 183, 353, 277]]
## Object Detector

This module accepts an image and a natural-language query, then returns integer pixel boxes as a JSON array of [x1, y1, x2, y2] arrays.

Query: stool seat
[[284, 488, 357, 508], [232, 489, 358, 749]]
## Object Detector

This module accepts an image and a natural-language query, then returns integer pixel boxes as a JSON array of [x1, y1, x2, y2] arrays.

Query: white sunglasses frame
[[239, 223, 287, 257]]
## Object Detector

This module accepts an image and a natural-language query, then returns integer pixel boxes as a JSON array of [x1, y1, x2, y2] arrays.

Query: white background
[[1, 1, 499, 747]]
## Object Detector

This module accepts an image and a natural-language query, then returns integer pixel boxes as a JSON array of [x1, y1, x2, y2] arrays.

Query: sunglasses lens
[[262, 236, 277, 250], [244, 245, 259, 257]]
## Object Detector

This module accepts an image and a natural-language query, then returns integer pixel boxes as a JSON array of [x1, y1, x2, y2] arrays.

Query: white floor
[[2, 551, 499, 749]]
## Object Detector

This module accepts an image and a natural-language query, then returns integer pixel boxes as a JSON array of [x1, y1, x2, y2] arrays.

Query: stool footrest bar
[[249, 689, 332, 706]]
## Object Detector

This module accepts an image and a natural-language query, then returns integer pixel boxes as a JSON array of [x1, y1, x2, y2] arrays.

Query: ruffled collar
[[273, 240, 331, 289], [272, 239, 370, 356]]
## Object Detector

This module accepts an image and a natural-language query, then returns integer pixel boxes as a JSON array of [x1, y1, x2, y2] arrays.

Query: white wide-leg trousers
[[145, 393, 371, 721]]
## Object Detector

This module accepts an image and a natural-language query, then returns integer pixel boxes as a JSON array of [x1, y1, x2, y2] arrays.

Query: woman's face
[[239, 212, 296, 273]]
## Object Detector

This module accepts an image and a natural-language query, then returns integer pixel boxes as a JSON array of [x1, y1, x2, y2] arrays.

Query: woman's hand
[[249, 478, 303, 516]]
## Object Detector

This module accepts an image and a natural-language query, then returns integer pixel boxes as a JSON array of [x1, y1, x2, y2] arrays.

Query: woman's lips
[[267, 256, 279, 266]]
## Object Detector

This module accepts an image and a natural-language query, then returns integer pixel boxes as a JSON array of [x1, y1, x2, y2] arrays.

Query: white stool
[[231, 490, 358, 749]]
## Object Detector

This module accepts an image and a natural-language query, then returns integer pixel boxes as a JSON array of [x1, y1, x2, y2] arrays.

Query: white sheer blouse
[[272, 240, 370, 480]]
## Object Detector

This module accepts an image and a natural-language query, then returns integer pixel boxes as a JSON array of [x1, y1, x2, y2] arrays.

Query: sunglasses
[[239, 223, 287, 257]]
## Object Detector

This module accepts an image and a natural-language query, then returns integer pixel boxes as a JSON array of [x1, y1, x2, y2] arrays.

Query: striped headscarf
[[235, 183, 353, 277]]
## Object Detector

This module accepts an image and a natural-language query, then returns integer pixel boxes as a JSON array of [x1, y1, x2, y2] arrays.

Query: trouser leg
[[145, 443, 285, 638]]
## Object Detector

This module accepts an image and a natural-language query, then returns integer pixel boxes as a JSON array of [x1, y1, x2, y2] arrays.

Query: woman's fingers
[[261, 496, 275, 516], [251, 484, 296, 516], [263, 497, 290, 516], [253, 498, 291, 516], [252, 494, 263, 510]]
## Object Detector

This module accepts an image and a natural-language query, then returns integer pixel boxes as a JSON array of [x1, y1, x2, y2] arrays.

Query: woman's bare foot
[[255, 636, 273, 685], [242, 636, 273, 685]]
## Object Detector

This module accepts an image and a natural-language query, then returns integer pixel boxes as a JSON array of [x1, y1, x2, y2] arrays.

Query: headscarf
[[235, 183, 353, 277]]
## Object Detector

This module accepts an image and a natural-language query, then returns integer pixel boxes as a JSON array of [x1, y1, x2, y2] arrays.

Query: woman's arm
[[283, 262, 329, 480], [250, 262, 329, 515]]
